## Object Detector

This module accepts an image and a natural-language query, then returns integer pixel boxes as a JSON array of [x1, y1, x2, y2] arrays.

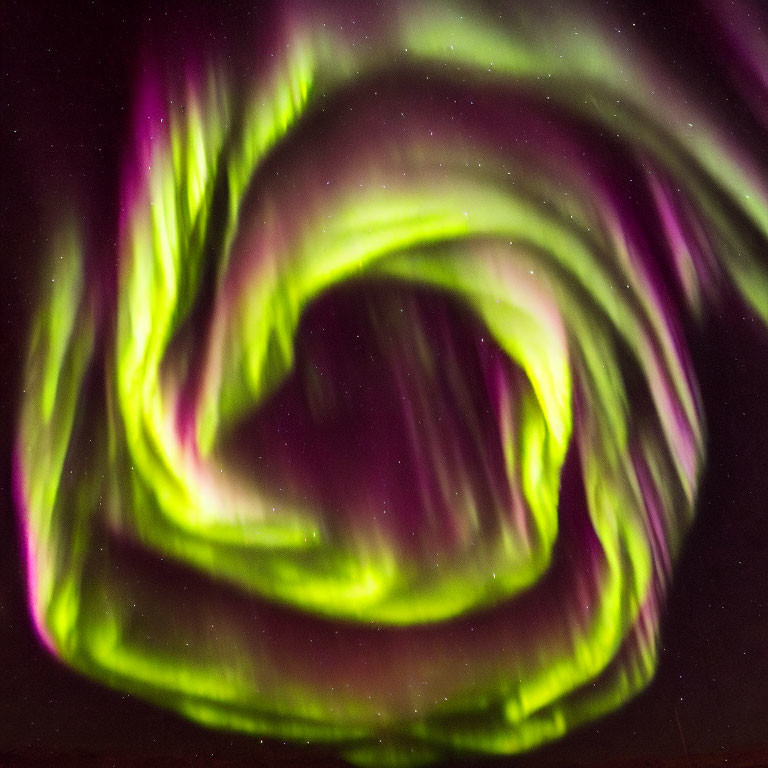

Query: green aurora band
[[16, 1, 768, 765]]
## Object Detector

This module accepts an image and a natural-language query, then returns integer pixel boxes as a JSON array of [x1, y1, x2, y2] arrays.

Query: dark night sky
[[2, 1, 768, 765]]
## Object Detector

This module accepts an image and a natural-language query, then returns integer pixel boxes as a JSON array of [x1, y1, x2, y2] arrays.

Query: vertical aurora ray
[[15, 1, 768, 765]]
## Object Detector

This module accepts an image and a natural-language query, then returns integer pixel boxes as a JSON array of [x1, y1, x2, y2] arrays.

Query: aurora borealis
[[10, 0, 768, 766]]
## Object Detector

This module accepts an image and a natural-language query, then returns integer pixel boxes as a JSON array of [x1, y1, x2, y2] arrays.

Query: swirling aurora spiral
[[16, 2, 768, 765]]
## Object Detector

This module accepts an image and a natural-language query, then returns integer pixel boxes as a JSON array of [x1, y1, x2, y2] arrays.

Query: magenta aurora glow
[[14, 1, 768, 765]]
